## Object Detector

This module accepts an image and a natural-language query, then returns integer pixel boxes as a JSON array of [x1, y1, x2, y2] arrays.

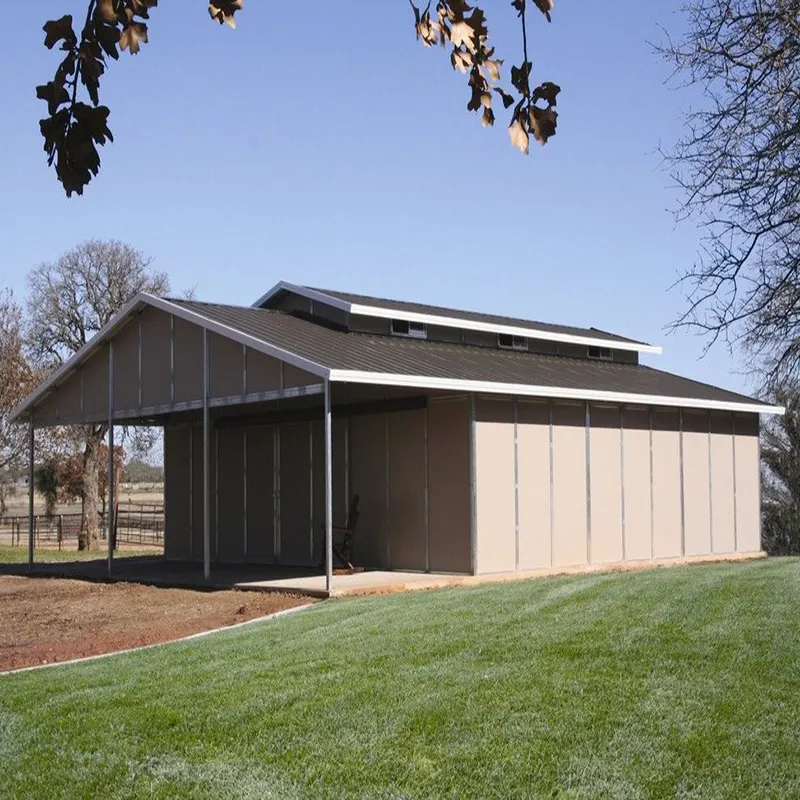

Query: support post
[[108, 341, 115, 578], [203, 328, 211, 580], [324, 379, 333, 593], [27, 417, 34, 570]]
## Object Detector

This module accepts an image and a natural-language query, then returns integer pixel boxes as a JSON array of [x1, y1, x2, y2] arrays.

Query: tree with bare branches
[[37, 1, 559, 196], [26, 240, 169, 549], [660, 0, 800, 387]]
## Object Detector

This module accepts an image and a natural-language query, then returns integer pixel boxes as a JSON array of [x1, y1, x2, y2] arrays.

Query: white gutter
[[327, 369, 785, 416], [253, 281, 663, 355]]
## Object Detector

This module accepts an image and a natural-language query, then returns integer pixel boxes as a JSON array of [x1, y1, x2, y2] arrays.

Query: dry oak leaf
[[508, 116, 529, 154], [209, 0, 243, 28]]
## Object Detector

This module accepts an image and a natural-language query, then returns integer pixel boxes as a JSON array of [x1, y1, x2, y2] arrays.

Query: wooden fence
[[0, 501, 164, 549]]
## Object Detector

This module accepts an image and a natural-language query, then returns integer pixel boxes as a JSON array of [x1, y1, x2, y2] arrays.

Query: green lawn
[[0, 544, 159, 563], [2, 559, 800, 799]]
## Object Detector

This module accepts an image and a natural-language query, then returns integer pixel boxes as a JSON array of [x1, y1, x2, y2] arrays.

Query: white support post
[[27, 417, 34, 570], [108, 342, 115, 578], [203, 328, 211, 580], [324, 379, 333, 593]]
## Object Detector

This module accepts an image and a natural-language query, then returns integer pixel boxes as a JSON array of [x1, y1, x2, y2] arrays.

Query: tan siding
[[245, 348, 282, 394], [284, 363, 320, 388], [622, 408, 652, 560], [552, 403, 588, 567], [210, 333, 245, 398], [589, 406, 623, 564], [279, 422, 313, 564], [217, 427, 246, 562], [517, 401, 551, 570], [82, 348, 109, 419], [164, 425, 191, 560], [710, 413, 736, 553], [475, 398, 516, 574], [112, 318, 140, 410], [246, 425, 275, 562], [683, 411, 712, 556], [34, 368, 83, 424], [734, 413, 761, 552], [428, 398, 471, 573], [349, 413, 388, 568], [174, 317, 203, 403], [140, 307, 172, 408], [651, 409, 682, 558], [388, 410, 427, 571]]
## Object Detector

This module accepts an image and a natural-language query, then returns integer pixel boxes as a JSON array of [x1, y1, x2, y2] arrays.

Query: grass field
[[0, 545, 158, 563], [1, 559, 799, 798]]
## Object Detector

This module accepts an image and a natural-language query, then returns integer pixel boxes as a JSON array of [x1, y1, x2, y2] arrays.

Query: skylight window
[[498, 333, 528, 351], [587, 346, 613, 360], [391, 319, 427, 339]]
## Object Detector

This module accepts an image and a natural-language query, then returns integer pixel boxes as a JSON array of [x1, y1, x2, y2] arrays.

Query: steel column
[[27, 417, 34, 569], [469, 394, 477, 575], [108, 341, 115, 577], [214, 427, 219, 558], [424, 405, 430, 573], [513, 399, 520, 571], [188, 419, 193, 559], [548, 400, 555, 567], [620, 406, 627, 561], [324, 379, 333, 592], [309, 421, 314, 562], [585, 402, 592, 564], [648, 408, 655, 559], [385, 414, 391, 568], [344, 417, 350, 508], [203, 328, 211, 580], [732, 412, 738, 551], [708, 410, 714, 552], [274, 425, 281, 563], [679, 409, 686, 556], [243, 427, 248, 561]]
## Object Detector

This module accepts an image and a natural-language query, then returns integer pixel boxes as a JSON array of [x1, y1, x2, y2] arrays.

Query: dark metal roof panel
[[307, 287, 648, 346], [172, 300, 767, 407]]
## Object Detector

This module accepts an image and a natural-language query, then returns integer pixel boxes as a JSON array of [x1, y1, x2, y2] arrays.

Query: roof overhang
[[253, 281, 664, 356]]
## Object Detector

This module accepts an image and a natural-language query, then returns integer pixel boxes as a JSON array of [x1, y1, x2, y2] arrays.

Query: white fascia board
[[328, 369, 784, 415], [252, 282, 662, 355], [10, 293, 330, 423]]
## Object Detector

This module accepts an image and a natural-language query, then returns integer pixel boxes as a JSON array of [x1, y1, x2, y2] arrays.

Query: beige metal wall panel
[[589, 406, 623, 565], [111, 318, 140, 411], [388, 410, 427, 571], [309, 418, 347, 566], [683, 411, 712, 556], [34, 369, 83, 424], [517, 401, 551, 570], [164, 425, 191, 560], [245, 348, 282, 394], [216, 427, 246, 563], [734, 413, 761, 552], [173, 317, 203, 403], [140, 307, 172, 408], [651, 409, 682, 557], [82, 348, 109, 419], [190, 423, 216, 560], [552, 403, 588, 567], [427, 398, 471, 574], [246, 425, 275, 562], [622, 408, 652, 561], [279, 422, 313, 564], [210, 333, 245, 399], [283, 363, 319, 388], [710, 413, 736, 553], [349, 412, 388, 568], [475, 398, 516, 574]]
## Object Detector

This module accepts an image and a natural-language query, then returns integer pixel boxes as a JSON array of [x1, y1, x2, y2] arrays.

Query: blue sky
[[0, 2, 751, 394]]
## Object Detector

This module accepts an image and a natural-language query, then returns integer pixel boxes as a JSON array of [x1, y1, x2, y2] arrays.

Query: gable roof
[[253, 281, 662, 355]]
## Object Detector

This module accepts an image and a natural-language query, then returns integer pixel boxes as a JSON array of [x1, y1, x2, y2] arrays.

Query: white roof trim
[[327, 370, 784, 415], [10, 293, 330, 423], [253, 281, 663, 355]]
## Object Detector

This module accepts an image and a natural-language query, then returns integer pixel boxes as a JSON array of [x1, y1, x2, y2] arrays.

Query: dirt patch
[[0, 576, 313, 672]]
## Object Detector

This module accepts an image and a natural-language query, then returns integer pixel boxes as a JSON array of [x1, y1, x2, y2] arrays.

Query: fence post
[[58, 514, 63, 550]]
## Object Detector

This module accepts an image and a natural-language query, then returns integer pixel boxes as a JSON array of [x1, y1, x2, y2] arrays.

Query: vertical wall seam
[[169, 315, 175, 406], [243, 427, 248, 562], [679, 409, 686, 557], [214, 427, 219, 561], [548, 400, 555, 568], [107, 341, 115, 577], [385, 413, 391, 569], [513, 399, 520, 571], [620, 406, 627, 562], [274, 425, 281, 563], [242, 344, 247, 397], [470, 394, 478, 575], [188, 419, 193, 560], [424, 405, 430, 573], [344, 417, 351, 508], [756, 415, 763, 551], [708, 410, 714, 553], [585, 401, 592, 565], [309, 421, 314, 563], [137, 313, 142, 410], [79, 368, 84, 417], [648, 407, 655, 559], [732, 412, 738, 552]]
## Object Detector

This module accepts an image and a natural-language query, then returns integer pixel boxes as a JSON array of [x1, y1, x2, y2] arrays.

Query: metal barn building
[[11, 282, 782, 593]]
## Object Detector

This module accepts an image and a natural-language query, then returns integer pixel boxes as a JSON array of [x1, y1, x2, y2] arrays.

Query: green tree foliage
[[38, 1, 559, 196], [761, 387, 800, 555]]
